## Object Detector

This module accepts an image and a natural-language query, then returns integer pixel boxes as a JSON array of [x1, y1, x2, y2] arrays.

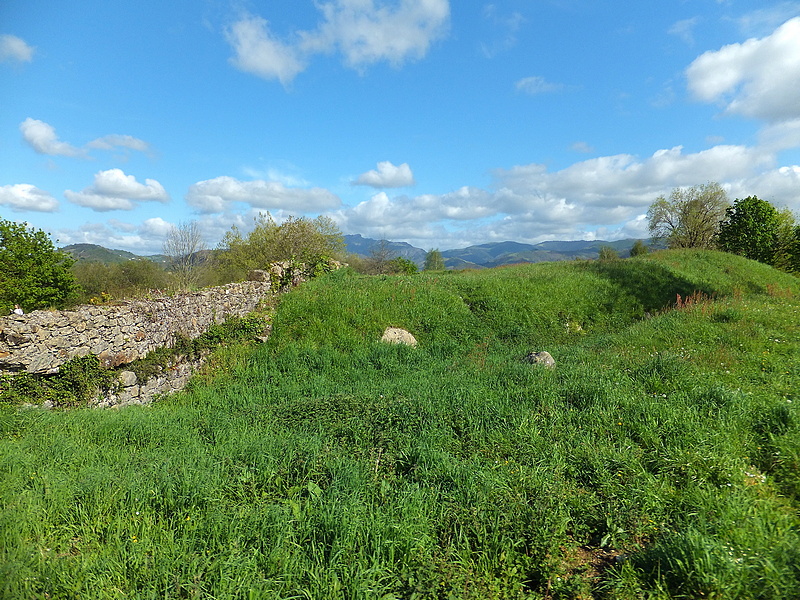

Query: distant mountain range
[[61, 244, 169, 264], [343, 235, 654, 269], [62, 237, 656, 270]]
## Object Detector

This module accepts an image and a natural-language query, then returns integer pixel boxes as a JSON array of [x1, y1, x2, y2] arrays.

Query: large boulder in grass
[[381, 327, 418, 347], [524, 351, 555, 368]]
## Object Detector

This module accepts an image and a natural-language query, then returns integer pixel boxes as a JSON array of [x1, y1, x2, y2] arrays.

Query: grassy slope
[[1, 250, 799, 599]]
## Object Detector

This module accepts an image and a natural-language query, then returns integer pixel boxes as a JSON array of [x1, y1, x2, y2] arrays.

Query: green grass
[[1, 250, 799, 599]]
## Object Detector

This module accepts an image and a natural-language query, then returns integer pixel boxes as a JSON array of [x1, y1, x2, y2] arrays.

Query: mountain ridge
[[62, 237, 655, 269]]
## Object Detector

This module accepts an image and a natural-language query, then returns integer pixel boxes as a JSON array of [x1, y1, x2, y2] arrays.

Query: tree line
[[0, 213, 446, 314]]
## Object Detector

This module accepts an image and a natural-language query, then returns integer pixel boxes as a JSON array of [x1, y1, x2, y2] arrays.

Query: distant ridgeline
[[344, 236, 658, 269], [63, 238, 660, 269], [0, 260, 331, 408], [61, 243, 170, 264]]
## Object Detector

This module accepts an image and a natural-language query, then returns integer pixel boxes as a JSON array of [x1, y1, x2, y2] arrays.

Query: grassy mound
[[1, 250, 799, 599]]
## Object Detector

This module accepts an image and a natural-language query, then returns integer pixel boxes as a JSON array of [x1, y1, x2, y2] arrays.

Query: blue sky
[[2, 0, 799, 254]]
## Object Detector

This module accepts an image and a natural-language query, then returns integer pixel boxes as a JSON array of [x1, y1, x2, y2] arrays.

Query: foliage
[[387, 256, 418, 274], [629, 239, 649, 257], [772, 208, 800, 273], [424, 248, 446, 271], [2, 252, 800, 598], [647, 182, 730, 249], [1, 314, 269, 408], [0, 355, 117, 407], [124, 314, 269, 387], [598, 245, 619, 260], [72, 258, 170, 302], [717, 196, 782, 264], [0, 218, 80, 313], [163, 220, 207, 290], [216, 213, 345, 281]]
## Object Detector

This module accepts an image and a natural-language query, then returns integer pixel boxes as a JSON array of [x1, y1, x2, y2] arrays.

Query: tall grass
[[1, 250, 799, 598]]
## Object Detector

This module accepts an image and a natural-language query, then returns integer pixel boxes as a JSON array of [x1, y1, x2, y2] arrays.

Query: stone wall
[[0, 279, 273, 375], [92, 354, 210, 409]]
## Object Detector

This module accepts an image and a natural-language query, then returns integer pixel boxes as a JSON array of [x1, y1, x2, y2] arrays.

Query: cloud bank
[[186, 176, 341, 213], [334, 141, 797, 249]]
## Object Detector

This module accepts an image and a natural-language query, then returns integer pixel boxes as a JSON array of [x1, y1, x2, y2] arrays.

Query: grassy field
[[1, 249, 799, 599]]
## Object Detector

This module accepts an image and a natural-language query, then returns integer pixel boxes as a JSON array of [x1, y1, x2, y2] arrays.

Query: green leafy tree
[[717, 196, 782, 265], [629, 239, 649, 257], [387, 256, 419, 275], [773, 208, 800, 273], [424, 248, 446, 271], [647, 182, 730, 249], [216, 213, 345, 281], [598, 246, 619, 261], [0, 218, 80, 313]]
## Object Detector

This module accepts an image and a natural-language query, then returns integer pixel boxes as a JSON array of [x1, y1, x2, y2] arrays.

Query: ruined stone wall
[[0, 280, 273, 375]]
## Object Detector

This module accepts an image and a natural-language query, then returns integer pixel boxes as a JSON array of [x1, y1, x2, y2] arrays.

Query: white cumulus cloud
[[354, 161, 415, 188], [65, 169, 170, 212], [0, 184, 59, 212], [226, 1, 450, 83], [0, 34, 34, 63], [686, 17, 800, 121], [225, 15, 305, 85], [19, 118, 152, 158], [301, 0, 450, 69], [20, 118, 86, 158], [185, 176, 341, 213]]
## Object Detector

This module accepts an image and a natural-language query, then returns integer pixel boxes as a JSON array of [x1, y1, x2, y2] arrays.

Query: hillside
[[61, 243, 169, 264], [2, 250, 798, 599], [61, 237, 654, 269]]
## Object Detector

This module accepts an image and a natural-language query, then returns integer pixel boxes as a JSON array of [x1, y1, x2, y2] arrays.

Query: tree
[[424, 248, 446, 271], [647, 182, 730, 249], [773, 208, 800, 273], [365, 239, 393, 275], [0, 218, 80, 313], [598, 246, 619, 261], [72, 259, 170, 302], [387, 256, 418, 275], [717, 196, 782, 264], [163, 220, 206, 290], [629, 239, 649, 257], [216, 213, 345, 281], [115, 258, 170, 295]]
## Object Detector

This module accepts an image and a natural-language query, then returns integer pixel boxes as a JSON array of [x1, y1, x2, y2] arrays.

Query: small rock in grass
[[381, 327, 417, 347], [524, 351, 555, 368]]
